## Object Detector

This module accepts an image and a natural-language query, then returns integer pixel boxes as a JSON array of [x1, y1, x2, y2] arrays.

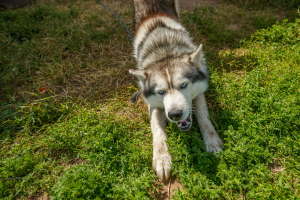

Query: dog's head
[[130, 45, 208, 131]]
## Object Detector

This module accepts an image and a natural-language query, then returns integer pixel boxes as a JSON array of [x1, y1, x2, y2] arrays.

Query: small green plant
[[170, 18, 300, 199]]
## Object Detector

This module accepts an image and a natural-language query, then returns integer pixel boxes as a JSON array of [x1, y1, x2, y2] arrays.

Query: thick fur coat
[[130, 0, 223, 181]]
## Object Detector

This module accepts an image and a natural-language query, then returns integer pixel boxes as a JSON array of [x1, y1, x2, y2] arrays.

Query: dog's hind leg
[[193, 93, 223, 153], [149, 106, 172, 181]]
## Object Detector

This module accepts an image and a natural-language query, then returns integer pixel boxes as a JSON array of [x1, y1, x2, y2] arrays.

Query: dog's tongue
[[177, 118, 188, 128]]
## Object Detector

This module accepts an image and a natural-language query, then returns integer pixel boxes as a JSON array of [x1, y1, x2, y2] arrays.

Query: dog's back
[[133, 0, 180, 30], [132, 0, 197, 71]]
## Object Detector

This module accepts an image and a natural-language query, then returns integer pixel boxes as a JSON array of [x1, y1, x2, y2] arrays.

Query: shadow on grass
[[167, 85, 241, 188], [0, 0, 135, 104], [1, 1, 299, 199]]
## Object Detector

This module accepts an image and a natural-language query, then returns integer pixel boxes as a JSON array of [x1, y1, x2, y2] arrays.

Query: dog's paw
[[152, 154, 172, 181], [205, 132, 223, 153]]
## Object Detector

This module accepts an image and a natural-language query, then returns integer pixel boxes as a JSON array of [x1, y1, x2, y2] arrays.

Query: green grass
[[1, 0, 300, 199], [169, 19, 300, 199]]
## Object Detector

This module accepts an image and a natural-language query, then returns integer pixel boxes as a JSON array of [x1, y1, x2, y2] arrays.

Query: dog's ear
[[189, 44, 205, 69], [130, 89, 143, 103], [129, 69, 145, 104], [129, 69, 147, 83]]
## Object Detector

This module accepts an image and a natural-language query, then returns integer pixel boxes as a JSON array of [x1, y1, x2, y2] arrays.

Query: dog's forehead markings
[[165, 68, 172, 89], [148, 60, 188, 90]]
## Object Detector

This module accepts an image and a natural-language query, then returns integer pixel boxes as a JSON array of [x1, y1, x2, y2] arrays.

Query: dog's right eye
[[181, 83, 188, 88], [158, 90, 164, 95]]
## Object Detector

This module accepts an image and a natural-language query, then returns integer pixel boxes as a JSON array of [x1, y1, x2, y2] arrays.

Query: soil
[[155, 177, 184, 200], [0, 0, 31, 8], [29, 194, 50, 200], [228, 23, 240, 31], [180, 0, 220, 11]]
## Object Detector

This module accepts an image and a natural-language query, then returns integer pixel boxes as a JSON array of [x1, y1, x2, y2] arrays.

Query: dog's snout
[[168, 110, 182, 121]]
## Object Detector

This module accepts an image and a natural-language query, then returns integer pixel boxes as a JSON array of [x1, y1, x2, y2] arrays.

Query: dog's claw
[[152, 154, 172, 181], [205, 132, 223, 153]]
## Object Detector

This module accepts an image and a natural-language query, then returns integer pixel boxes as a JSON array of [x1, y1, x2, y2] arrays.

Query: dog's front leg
[[149, 106, 171, 181], [193, 93, 223, 153]]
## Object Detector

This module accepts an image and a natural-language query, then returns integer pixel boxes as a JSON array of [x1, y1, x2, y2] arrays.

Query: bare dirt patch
[[29, 194, 50, 200], [228, 23, 240, 31], [180, 0, 221, 11], [269, 162, 286, 174], [155, 177, 183, 200], [0, 0, 31, 9]]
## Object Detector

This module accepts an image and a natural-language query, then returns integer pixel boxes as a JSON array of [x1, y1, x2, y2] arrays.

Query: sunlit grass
[[0, 0, 299, 199]]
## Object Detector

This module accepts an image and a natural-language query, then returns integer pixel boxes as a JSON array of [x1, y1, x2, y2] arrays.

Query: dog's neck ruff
[[133, 15, 196, 70]]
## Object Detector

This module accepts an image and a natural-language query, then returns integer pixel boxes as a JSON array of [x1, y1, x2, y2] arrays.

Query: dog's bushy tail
[[133, 0, 180, 30]]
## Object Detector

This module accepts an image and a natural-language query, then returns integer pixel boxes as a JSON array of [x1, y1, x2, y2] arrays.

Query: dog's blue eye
[[158, 90, 164, 95], [181, 83, 188, 88]]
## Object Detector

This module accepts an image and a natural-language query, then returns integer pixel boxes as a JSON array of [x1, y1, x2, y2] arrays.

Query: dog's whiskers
[[189, 105, 197, 114]]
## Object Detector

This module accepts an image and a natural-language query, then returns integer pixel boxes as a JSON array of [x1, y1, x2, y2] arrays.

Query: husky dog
[[130, 0, 223, 181]]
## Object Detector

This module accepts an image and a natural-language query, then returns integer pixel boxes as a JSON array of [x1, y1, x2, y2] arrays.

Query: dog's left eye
[[158, 90, 164, 95], [181, 83, 188, 88]]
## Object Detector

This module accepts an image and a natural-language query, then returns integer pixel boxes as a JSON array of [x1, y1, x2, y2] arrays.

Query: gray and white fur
[[130, 0, 223, 181]]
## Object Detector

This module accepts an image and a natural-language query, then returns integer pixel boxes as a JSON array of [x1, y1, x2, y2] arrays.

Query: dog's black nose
[[168, 110, 182, 121]]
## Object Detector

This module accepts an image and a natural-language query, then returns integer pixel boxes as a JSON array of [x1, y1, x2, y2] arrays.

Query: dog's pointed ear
[[129, 69, 146, 82], [189, 44, 205, 67], [130, 89, 143, 104]]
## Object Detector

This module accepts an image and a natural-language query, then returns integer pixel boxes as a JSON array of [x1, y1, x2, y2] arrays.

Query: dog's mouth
[[176, 114, 192, 131]]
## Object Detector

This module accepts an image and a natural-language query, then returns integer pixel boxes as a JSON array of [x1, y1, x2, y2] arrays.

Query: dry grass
[[1, 0, 297, 105], [0, 0, 136, 104]]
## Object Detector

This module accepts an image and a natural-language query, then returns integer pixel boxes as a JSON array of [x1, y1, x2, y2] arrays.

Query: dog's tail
[[174, 0, 180, 17], [133, 0, 180, 31]]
